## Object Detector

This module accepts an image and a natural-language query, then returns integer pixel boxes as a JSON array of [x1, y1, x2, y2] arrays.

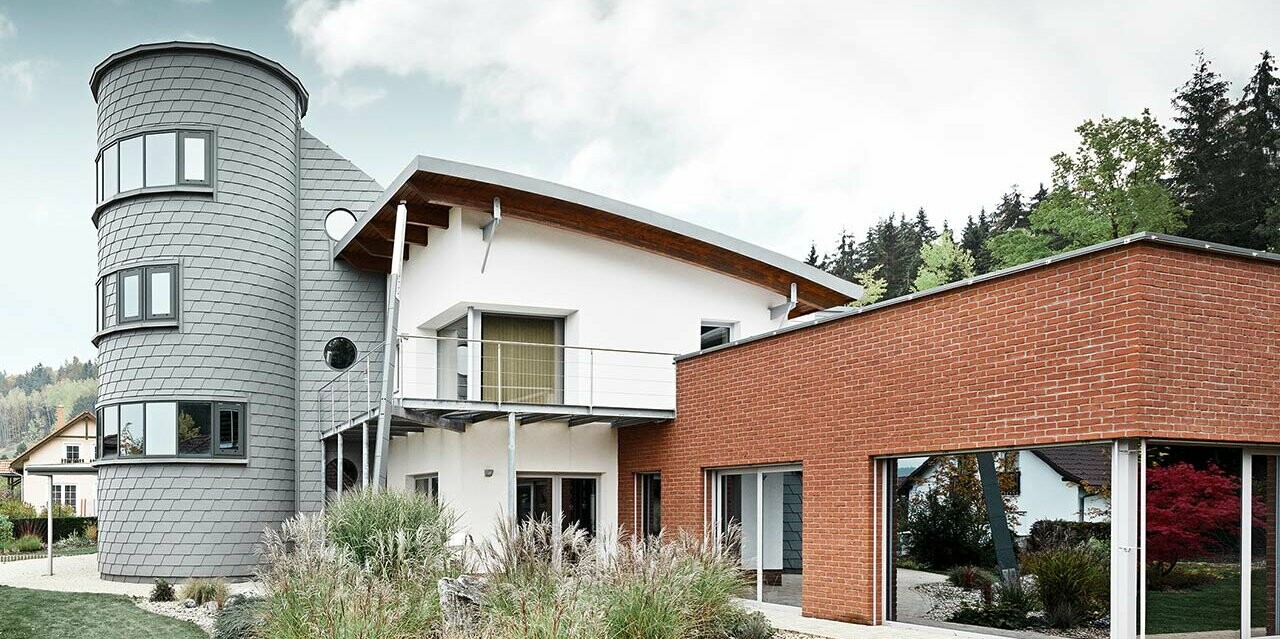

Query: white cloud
[[318, 78, 386, 110], [0, 11, 13, 41], [288, 0, 1280, 257], [1, 60, 36, 99]]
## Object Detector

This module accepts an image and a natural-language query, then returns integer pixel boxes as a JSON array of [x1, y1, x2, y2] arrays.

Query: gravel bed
[[134, 598, 218, 636]]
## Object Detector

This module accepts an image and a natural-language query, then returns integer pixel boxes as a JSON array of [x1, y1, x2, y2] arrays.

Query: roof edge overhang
[[9, 411, 96, 471], [676, 233, 1280, 362], [336, 156, 862, 315], [90, 41, 309, 116]]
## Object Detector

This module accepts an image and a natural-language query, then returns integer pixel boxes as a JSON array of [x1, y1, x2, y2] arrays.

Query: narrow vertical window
[[146, 265, 174, 319], [102, 143, 118, 199], [100, 405, 119, 458], [118, 403, 145, 457], [119, 270, 141, 321], [145, 402, 177, 456], [182, 133, 207, 183], [118, 136, 143, 192], [216, 403, 242, 456], [144, 132, 177, 187], [177, 402, 212, 456]]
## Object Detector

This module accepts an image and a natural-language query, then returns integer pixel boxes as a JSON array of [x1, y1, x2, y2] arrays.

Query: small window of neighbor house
[[64, 445, 80, 463], [700, 322, 734, 350]]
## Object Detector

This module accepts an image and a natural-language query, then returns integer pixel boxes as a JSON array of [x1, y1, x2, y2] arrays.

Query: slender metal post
[[507, 412, 517, 532], [1242, 450, 1253, 635], [362, 356, 370, 489], [46, 482, 53, 575], [496, 342, 503, 406], [587, 348, 594, 409], [373, 201, 409, 489], [336, 428, 344, 496], [747, 471, 757, 604]]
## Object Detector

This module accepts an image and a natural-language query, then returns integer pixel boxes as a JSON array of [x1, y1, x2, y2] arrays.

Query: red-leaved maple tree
[[1146, 462, 1264, 575]]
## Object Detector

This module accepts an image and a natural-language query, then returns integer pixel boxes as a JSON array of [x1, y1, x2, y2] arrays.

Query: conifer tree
[[804, 242, 820, 267], [1224, 51, 1280, 249], [961, 209, 994, 275], [991, 187, 1029, 233], [1171, 52, 1235, 244]]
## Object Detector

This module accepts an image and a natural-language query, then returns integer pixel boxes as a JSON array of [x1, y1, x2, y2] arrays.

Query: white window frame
[[412, 473, 440, 504], [708, 463, 803, 606], [64, 444, 80, 463]]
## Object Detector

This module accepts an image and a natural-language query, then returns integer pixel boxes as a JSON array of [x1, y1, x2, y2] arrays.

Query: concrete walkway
[[0, 554, 259, 597], [742, 600, 955, 639]]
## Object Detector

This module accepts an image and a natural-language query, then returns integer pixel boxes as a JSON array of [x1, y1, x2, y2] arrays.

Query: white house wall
[[388, 420, 618, 544], [20, 432, 97, 516]]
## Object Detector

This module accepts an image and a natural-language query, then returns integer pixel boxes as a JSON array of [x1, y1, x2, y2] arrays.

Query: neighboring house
[[0, 460, 20, 494], [9, 407, 97, 516], [898, 445, 1111, 536], [86, 40, 1280, 638], [88, 41, 858, 582]]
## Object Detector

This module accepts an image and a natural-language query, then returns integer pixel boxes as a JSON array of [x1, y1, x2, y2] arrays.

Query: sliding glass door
[[711, 465, 803, 607]]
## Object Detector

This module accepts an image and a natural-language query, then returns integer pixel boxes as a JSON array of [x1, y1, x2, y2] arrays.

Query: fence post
[[496, 342, 503, 406], [588, 348, 594, 410]]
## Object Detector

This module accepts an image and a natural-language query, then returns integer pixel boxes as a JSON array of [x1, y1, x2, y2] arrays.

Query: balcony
[[315, 335, 676, 440]]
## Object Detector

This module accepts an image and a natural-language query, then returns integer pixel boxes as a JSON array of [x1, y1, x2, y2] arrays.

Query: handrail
[[400, 334, 678, 358]]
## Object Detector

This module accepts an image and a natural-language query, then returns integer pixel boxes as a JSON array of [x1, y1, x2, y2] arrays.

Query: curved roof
[[90, 41, 309, 116], [336, 156, 862, 315]]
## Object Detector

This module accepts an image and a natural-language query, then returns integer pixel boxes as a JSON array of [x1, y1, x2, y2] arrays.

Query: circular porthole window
[[324, 336, 358, 370], [324, 208, 357, 241]]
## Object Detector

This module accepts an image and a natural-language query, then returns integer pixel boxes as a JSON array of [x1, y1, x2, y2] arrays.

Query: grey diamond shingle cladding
[[93, 43, 385, 581]]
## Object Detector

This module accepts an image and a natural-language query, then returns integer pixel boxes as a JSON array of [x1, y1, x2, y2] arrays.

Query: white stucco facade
[[385, 205, 807, 541], [16, 415, 98, 517]]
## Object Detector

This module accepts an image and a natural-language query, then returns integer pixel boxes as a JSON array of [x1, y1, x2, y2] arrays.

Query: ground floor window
[[882, 441, 1280, 638], [413, 474, 439, 505], [51, 484, 77, 514], [886, 444, 1112, 633], [710, 465, 802, 607], [638, 472, 661, 538], [516, 474, 598, 536]]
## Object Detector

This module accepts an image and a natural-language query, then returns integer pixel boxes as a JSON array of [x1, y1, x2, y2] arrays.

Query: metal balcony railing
[[314, 336, 676, 437]]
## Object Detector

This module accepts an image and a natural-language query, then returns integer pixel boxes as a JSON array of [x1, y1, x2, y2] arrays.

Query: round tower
[[90, 42, 307, 581]]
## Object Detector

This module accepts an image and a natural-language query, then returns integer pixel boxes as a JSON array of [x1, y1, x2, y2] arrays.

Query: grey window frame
[[214, 402, 244, 458], [95, 128, 214, 205], [116, 268, 143, 323], [113, 263, 178, 325], [413, 474, 440, 505], [96, 400, 247, 460], [178, 131, 212, 186]]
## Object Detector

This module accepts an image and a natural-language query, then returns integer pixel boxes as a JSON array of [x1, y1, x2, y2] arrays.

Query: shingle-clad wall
[[94, 48, 304, 580], [618, 243, 1280, 623], [296, 131, 385, 513]]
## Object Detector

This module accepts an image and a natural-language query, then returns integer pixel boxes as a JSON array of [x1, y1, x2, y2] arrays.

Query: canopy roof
[[335, 156, 862, 316]]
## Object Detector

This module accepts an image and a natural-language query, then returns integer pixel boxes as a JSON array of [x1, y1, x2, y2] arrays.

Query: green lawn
[[0, 586, 206, 639], [1146, 566, 1264, 634]]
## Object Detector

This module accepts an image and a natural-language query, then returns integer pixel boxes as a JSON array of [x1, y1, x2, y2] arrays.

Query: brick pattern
[[618, 243, 1280, 623], [295, 131, 385, 513], [95, 51, 303, 581]]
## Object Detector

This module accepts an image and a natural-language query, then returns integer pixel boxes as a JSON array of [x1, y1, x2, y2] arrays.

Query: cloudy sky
[[0, 0, 1277, 372]]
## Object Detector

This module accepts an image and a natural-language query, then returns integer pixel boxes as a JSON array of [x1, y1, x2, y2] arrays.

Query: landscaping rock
[[439, 574, 488, 634], [182, 597, 197, 608]]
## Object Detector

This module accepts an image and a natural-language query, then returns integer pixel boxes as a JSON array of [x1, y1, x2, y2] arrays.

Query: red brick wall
[[618, 243, 1280, 623]]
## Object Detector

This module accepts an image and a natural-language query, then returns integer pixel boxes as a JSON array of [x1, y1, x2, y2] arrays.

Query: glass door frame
[[708, 463, 803, 606], [1138, 441, 1280, 639]]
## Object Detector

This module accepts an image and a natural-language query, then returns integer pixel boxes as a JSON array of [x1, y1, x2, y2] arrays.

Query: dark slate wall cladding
[[296, 131, 385, 513], [94, 50, 302, 581]]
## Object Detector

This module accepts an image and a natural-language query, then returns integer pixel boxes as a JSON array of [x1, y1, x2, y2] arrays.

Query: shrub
[[214, 595, 266, 639], [946, 565, 997, 591], [0, 500, 37, 519], [181, 578, 231, 609], [1022, 545, 1108, 627], [0, 514, 12, 548], [721, 609, 775, 639], [259, 491, 463, 639], [902, 487, 994, 569], [150, 579, 176, 603], [323, 487, 455, 568], [1146, 563, 1221, 591], [84, 524, 98, 543], [52, 533, 92, 550], [1027, 520, 1111, 552], [949, 577, 1036, 629], [14, 534, 42, 552]]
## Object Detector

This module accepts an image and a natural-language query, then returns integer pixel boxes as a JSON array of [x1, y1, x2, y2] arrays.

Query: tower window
[[96, 129, 214, 205]]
